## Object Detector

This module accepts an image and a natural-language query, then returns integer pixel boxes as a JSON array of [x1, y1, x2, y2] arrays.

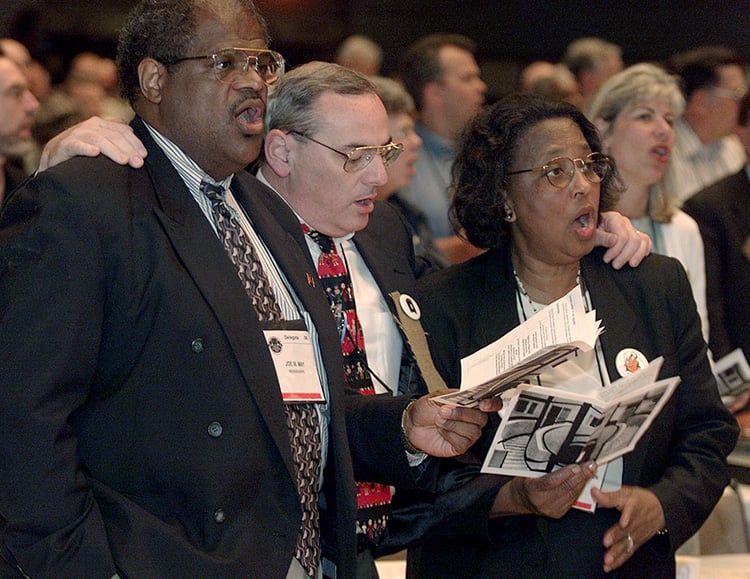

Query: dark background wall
[[3, 0, 750, 99]]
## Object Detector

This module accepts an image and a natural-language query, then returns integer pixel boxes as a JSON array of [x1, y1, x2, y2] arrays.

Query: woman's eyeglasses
[[507, 152, 613, 189]]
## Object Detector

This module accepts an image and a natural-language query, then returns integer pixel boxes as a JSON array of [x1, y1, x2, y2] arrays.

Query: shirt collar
[[415, 122, 454, 159], [256, 167, 355, 243], [143, 120, 234, 194]]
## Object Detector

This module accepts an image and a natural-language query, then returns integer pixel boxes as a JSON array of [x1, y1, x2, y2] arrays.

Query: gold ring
[[625, 532, 634, 554]]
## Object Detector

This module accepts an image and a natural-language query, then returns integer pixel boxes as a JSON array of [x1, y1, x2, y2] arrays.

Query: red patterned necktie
[[202, 181, 321, 576], [304, 225, 392, 548]]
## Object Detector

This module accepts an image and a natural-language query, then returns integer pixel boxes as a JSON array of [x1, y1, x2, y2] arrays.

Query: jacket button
[[207, 421, 223, 438], [191, 338, 204, 353], [214, 508, 225, 523]]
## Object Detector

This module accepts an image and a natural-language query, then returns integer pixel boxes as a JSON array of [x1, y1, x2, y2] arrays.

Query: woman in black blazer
[[401, 94, 738, 578]]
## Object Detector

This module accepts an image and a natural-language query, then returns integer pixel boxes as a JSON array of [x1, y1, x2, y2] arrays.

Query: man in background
[[665, 45, 747, 202], [683, 91, 750, 365], [562, 37, 623, 111], [334, 35, 383, 77], [398, 33, 487, 264], [0, 49, 39, 205]]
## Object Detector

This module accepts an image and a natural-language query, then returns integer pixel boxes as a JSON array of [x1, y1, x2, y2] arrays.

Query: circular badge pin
[[615, 348, 648, 378], [399, 293, 421, 321]]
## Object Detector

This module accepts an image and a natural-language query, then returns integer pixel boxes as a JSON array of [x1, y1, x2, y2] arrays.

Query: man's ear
[[138, 58, 167, 104], [422, 81, 442, 108], [264, 128, 293, 177]]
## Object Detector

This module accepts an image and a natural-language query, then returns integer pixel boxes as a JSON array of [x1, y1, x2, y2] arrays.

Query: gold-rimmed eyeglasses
[[289, 131, 403, 173], [507, 152, 612, 189], [169, 48, 285, 85]]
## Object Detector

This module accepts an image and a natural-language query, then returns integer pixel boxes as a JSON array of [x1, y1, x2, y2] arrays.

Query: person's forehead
[[0, 39, 31, 68], [716, 64, 746, 88], [0, 57, 26, 91], [314, 92, 389, 138], [438, 45, 477, 72], [518, 118, 590, 161], [190, 4, 267, 51]]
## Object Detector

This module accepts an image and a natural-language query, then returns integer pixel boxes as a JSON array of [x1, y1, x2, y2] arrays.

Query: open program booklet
[[434, 286, 680, 485], [481, 356, 678, 478]]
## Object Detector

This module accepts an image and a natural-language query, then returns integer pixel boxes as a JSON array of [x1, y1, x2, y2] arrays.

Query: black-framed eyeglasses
[[168, 47, 285, 85], [707, 85, 748, 102], [289, 131, 403, 173], [507, 152, 612, 189]]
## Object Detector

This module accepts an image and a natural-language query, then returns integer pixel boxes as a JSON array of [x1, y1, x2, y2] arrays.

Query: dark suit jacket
[[1, 161, 26, 207], [350, 200, 432, 397], [683, 169, 750, 360], [0, 117, 421, 578], [400, 247, 737, 578]]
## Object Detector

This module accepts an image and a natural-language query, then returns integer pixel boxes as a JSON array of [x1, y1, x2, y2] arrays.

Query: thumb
[[591, 485, 623, 508], [594, 229, 617, 249]]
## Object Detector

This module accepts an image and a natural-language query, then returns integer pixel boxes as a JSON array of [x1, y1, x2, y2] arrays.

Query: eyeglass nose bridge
[[216, 50, 282, 85], [561, 156, 606, 187]]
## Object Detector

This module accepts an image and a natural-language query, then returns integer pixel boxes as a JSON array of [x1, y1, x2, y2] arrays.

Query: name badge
[[263, 320, 326, 403]]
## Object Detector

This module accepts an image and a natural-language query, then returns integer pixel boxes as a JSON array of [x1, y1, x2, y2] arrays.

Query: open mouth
[[573, 209, 596, 238], [234, 102, 264, 130], [650, 145, 670, 163], [354, 195, 376, 209]]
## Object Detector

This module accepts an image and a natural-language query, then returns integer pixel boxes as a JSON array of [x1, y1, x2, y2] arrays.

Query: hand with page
[[490, 462, 598, 519]]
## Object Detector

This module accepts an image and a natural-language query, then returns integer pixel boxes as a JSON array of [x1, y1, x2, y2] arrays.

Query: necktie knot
[[305, 227, 335, 254], [200, 180, 226, 204]]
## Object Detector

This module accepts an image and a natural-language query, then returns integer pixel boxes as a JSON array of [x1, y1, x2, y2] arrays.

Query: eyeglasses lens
[[546, 155, 609, 188], [343, 145, 402, 173], [213, 50, 283, 84]]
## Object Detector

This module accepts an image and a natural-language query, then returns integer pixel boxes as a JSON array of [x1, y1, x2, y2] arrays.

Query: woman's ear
[[264, 128, 293, 178], [138, 58, 167, 103], [501, 192, 516, 223]]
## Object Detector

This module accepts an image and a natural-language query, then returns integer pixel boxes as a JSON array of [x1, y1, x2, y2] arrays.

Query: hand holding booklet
[[434, 286, 680, 480]]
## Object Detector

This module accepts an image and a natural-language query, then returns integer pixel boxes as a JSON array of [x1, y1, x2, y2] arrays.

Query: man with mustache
[[0, 1, 498, 577]]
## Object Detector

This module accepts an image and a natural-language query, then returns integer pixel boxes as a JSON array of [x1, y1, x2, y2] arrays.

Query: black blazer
[[683, 169, 750, 360], [400, 247, 737, 578], [350, 200, 433, 397], [0, 117, 421, 578]]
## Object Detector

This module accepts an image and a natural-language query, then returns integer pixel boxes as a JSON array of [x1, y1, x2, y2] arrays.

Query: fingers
[[38, 117, 148, 172], [602, 530, 636, 573], [595, 486, 666, 573], [478, 397, 504, 413], [521, 462, 597, 518], [596, 211, 652, 269], [405, 397, 489, 457]]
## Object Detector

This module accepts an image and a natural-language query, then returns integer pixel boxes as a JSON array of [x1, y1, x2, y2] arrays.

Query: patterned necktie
[[304, 226, 392, 548], [202, 181, 321, 576]]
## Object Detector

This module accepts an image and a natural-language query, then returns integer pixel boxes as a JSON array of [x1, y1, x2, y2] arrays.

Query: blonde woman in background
[[587, 63, 710, 346]]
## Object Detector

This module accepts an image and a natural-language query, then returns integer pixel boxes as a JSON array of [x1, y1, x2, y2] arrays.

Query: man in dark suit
[[0, 1, 496, 577], [683, 92, 750, 364]]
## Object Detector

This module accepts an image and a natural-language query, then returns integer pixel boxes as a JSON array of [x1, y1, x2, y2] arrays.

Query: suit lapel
[[581, 255, 648, 381], [132, 119, 299, 474], [353, 225, 416, 316]]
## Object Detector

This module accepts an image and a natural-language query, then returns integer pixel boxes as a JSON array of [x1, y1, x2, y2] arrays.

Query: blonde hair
[[587, 62, 685, 222]]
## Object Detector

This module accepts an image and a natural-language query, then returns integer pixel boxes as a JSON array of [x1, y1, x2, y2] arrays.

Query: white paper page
[[459, 286, 600, 390]]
